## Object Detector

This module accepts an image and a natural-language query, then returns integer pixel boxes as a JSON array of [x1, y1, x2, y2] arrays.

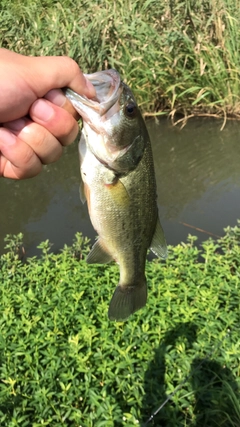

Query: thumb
[[25, 55, 96, 98]]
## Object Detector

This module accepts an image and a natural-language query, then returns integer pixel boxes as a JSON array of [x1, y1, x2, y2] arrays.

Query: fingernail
[[5, 118, 27, 132], [31, 99, 54, 121], [0, 128, 17, 145], [44, 89, 66, 107]]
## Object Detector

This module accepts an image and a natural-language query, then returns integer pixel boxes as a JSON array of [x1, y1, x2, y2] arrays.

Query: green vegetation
[[1, 0, 240, 121], [0, 225, 239, 426], [0, 1, 239, 424]]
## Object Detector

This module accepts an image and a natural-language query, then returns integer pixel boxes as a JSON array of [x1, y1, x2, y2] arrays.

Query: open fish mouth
[[65, 68, 146, 173], [65, 69, 122, 117]]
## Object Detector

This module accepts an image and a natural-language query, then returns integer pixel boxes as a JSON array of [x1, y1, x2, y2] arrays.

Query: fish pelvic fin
[[86, 239, 113, 264], [150, 217, 168, 259], [108, 278, 147, 321]]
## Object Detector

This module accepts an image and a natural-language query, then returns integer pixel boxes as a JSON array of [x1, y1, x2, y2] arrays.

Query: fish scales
[[86, 138, 157, 281]]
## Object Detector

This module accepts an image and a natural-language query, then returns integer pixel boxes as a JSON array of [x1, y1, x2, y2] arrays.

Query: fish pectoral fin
[[108, 279, 147, 321], [79, 131, 88, 204], [105, 177, 130, 207], [86, 239, 113, 264], [150, 218, 168, 259], [79, 180, 86, 204]]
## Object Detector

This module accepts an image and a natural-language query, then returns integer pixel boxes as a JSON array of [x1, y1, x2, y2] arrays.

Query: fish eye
[[124, 102, 137, 118]]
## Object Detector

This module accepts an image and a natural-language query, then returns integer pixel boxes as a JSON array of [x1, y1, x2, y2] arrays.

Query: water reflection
[[149, 118, 240, 244], [0, 118, 240, 256], [0, 142, 92, 256]]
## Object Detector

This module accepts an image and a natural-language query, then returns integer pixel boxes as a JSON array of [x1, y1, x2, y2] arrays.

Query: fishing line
[[142, 329, 232, 426]]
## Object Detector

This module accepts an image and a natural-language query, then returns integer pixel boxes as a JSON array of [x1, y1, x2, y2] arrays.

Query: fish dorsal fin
[[86, 239, 114, 264], [150, 218, 168, 259]]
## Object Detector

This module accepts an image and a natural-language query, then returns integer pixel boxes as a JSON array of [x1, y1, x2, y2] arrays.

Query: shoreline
[[1, 0, 240, 120]]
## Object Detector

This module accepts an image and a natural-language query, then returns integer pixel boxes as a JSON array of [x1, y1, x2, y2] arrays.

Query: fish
[[65, 69, 167, 321]]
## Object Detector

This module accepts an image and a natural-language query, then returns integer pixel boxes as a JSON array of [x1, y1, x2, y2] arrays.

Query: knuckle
[[62, 56, 80, 78], [19, 142, 36, 166]]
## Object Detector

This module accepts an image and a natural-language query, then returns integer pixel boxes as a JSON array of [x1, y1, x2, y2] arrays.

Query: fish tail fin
[[108, 278, 147, 321]]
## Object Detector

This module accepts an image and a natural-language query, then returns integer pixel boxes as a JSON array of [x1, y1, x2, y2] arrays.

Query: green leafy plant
[[0, 223, 239, 426]]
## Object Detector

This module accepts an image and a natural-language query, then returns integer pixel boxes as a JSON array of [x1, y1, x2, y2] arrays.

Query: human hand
[[0, 49, 95, 179]]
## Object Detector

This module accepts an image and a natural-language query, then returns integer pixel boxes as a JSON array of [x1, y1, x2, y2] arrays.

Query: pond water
[[0, 118, 240, 257]]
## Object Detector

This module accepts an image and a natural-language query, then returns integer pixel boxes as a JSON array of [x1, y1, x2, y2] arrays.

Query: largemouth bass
[[65, 69, 167, 321]]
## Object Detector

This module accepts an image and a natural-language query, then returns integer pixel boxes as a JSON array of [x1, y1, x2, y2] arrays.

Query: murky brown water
[[1, 118, 240, 256]]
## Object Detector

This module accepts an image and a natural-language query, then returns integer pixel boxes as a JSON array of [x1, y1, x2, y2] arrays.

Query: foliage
[[0, 224, 239, 426], [0, 0, 240, 121]]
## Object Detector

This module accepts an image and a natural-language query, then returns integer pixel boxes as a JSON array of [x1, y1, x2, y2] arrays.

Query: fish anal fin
[[86, 239, 113, 264], [150, 218, 168, 259], [108, 278, 147, 321]]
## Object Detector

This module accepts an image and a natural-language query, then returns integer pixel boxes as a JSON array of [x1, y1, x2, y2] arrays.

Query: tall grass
[[1, 0, 240, 120]]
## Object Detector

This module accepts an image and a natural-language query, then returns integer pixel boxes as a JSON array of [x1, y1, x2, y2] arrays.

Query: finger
[[44, 89, 80, 121], [29, 98, 80, 146], [0, 127, 42, 179], [4, 118, 63, 164]]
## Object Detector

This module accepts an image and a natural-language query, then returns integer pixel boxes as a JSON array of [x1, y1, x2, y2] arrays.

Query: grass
[[0, 223, 239, 426], [1, 0, 240, 121]]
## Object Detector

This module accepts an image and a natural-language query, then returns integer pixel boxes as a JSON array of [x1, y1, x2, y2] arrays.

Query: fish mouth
[[65, 69, 131, 171], [65, 69, 122, 117]]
